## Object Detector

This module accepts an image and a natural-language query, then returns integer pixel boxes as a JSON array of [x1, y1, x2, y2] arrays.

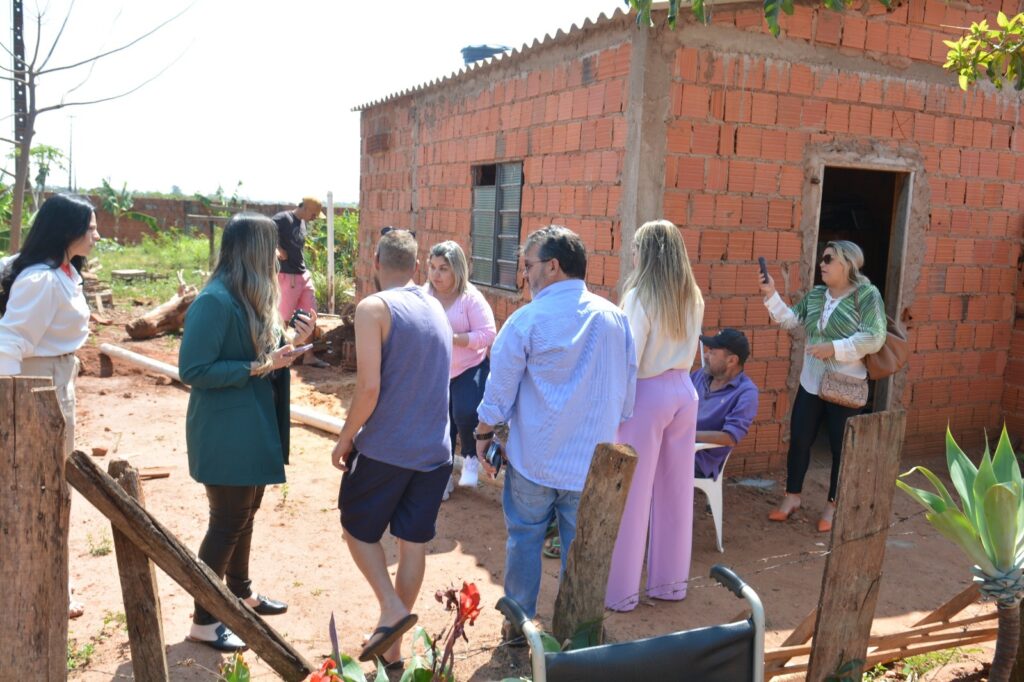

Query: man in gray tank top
[[331, 227, 453, 664]]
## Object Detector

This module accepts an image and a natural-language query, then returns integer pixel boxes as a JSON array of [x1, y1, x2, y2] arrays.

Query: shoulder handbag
[[854, 288, 910, 380], [818, 290, 868, 408]]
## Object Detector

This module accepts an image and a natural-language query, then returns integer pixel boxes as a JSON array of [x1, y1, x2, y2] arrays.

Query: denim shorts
[[338, 451, 452, 544]]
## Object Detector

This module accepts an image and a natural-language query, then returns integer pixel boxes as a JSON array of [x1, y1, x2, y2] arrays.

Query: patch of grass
[[898, 647, 981, 680], [102, 610, 127, 631], [86, 531, 113, 557], [91, 231, 211, 303], [66, 640, 95, 671]]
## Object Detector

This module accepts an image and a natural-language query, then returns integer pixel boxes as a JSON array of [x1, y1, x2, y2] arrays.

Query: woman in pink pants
[[605, 220, 704, 612]]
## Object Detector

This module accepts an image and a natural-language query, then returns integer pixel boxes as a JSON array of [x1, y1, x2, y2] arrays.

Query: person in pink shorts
[[274, 196, 327, 367]]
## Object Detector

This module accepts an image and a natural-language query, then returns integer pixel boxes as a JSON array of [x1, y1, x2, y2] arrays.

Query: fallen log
[[125, 271, 197, 340]]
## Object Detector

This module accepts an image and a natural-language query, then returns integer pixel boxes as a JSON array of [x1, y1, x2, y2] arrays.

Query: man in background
[[274, 196, 327, 367]]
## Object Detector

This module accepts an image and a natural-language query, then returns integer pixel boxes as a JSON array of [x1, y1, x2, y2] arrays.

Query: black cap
[[700, 328, 750, 364]]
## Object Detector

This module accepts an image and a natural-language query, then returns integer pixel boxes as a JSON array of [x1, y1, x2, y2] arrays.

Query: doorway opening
[[815, 165, 911, 412]]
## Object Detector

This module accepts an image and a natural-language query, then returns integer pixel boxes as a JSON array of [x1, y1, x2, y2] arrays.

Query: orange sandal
[[768, 504, 800, 522]]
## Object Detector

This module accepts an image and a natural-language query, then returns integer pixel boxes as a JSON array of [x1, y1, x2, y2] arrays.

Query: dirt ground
[[63, 311, 994, 681]]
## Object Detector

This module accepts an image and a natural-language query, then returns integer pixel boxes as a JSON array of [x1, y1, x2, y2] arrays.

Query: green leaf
[[997, 11, 1010, 27], [901, 465, 957, 511], [946, 428, 979, 522], [667, 0, 680, 29], [983, 482, 1022, 573], [340, 653, 366, 682], [763, 0, 782, 37], [974, 446, 999, 556], [958, 73, 970, 90], [928, 507, 998, 575], [896, 480, 948, 515], [781, 0, 795, 14], [692, 0, 708, 25], [540, 632, 562, 653], [375, 658, 391, 680], [992, 426, 1021, 485]]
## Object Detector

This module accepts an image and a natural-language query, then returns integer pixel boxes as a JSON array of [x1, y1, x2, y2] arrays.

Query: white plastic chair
[[694, 444, 730, 553]]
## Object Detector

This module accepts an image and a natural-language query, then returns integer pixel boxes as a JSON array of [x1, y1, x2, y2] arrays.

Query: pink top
[[430, 284, 496, 379]]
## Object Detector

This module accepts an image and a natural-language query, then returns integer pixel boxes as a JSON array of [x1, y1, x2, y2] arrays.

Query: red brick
[[736, 127, 763, 157], [871, 109, 893, 137], [815, 71, 840, 99], [803, 100, 827, 129], [742, 198, 769, 226], [728, 232, 754, 260], [715, 196, 742, 226], [700, 231, 729, 261], [842, 15, 867, 49], [777, 96, 802, 127], [764, 60, 789, 92], [677, 157, 705, 190], [681, 85, 711, 118], [691, 194, 715, 225], [751, 93, 778, 125], [707, 159, 730, 191], [825, 102, 850, 133], [664, 192, 688, 225], [692, 123, 720, 154], [889, 25, 911, 56], [815, 10, 842, 45], [667, 120, 691, 154], [724, 91, 752, 122], [865, 21, 888, 52], [728, 160, 756, 192], [849, 105, 872, 134], [953, 119, 973, 146], [761, 133, 787, 161], [676, 47, 699, 81], [892, 111, 914, 140], [754, 163, 779, 193], [789, 64, 814, 96]]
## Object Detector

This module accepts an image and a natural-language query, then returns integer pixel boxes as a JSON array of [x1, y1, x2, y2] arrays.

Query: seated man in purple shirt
[[692, 329, 760, 479]]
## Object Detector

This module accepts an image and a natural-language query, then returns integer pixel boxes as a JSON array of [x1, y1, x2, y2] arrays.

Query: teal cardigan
[[178, 278, 289, 486]]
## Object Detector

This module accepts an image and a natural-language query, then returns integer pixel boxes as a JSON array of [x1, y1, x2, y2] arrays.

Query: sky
[[1, 0, 624, 205]]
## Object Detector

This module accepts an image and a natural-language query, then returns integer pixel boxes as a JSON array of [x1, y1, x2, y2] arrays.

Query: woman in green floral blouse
[[759, 240, 886, 532]]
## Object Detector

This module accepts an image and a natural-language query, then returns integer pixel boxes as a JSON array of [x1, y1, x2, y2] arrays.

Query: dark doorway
[[816, 166, 911, 412]]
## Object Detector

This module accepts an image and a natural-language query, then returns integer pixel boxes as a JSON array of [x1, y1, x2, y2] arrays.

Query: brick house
[[354, 1, 1024, 473]]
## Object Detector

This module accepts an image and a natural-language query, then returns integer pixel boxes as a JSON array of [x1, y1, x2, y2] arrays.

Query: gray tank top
[[354, 285, 452, 471]]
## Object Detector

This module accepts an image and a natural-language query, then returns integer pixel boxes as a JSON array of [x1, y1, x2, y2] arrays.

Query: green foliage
[[192, 181, 245, 218], [86, 531, 113, 557], [627, 0, 889, 38], [66, 640, 95, 671], [220, 652, 251, 682], [860, 663, 889, 680], [97, 178, 158, 237], [304, 209, 358, 310], [897, 426, 1024, 579], [92, 231, 210, 302], [944, 12, 1024, 90]]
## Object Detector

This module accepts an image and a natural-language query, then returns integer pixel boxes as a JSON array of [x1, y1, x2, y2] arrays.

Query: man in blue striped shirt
[[475, 225, 637, 628]]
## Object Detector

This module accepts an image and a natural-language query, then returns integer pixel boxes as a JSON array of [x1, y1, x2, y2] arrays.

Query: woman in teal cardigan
[[759, 240, 886, 533], [179, 213, 314, 652]]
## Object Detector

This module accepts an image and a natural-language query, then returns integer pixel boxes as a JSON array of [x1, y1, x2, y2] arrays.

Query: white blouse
[[623, 289, 704, 379], [0, 259, 90, 375]]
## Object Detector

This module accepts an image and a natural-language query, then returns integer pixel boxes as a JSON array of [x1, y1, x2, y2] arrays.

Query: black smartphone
[[484, 440, 503, 477], [757, 256, 769, 284]]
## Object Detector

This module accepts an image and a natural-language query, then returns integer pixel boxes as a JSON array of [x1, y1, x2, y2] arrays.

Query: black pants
[[449, 357, 489, 458], [193, 484, 265, 625], [786, 386, 860, 502]]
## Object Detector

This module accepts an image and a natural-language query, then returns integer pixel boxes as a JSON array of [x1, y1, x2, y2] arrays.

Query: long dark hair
[[0, 193, 95, 314]]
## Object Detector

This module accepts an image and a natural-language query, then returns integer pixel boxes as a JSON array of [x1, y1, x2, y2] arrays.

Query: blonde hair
[[623, 220, 703, 341], [212, 213, 283, 375], [427, 241, 469, 296], [825, 240, 870, 287]]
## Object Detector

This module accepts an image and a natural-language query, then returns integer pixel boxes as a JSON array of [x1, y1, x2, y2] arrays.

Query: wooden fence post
[[552, 443, 638, 644], [65, 451, 313, 681], [108, 460, 169, 681], [805, 410, 907, 682], [0, 376, 70, 681]]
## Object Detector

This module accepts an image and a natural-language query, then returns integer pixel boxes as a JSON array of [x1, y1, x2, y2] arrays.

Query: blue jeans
[[502, 464, 581, 618], [449, 357, 489, 458]]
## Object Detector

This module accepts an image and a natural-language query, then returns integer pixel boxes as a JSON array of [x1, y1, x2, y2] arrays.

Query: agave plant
[[897, 426, 1024, 682]]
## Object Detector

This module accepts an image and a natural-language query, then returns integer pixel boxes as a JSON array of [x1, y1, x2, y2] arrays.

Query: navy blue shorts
[[338, 450, 452, 544]]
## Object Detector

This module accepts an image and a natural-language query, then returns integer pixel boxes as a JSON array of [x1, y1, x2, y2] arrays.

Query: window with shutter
[[470, 162, 523, 291]]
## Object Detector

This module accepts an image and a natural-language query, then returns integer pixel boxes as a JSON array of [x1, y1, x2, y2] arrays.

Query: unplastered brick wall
[[660, 0, 1024, 471], [357, 15, 633, 323]]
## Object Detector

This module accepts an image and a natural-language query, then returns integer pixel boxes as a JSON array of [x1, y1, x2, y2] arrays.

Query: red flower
[[308, 659, 340, 682], [459, 581, 482, 625]]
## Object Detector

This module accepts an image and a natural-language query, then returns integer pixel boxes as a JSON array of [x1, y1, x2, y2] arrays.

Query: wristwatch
[[473, 429, 494, 441]]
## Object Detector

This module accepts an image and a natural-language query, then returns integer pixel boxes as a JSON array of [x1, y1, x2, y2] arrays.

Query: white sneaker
[[459, 456, 480, 487], [442, 474, 454, 501]]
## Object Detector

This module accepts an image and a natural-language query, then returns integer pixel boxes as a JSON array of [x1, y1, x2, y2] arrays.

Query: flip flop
[[378, 655, 405, 672], [358, 613, 418, 662], [543, 536, 561, 559]]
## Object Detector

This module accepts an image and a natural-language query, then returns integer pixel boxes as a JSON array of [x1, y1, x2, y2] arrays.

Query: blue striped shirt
[[478, 279, 637, 491]]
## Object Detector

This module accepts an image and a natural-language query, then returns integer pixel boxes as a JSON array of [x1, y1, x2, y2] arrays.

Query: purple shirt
[[691, 368, 759, 479]]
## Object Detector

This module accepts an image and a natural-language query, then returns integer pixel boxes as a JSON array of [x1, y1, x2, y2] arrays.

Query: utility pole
[[12, 1, 26, 146]]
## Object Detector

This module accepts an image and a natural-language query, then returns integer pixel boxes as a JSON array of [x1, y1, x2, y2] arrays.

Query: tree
[[96, 178, 156, 238], [2, 2, 188, 252]]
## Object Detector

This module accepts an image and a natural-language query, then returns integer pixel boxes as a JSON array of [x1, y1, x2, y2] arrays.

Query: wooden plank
[[805, 410, 907, 682], [912, 583, 981, 626], [783, 607, 818, 646], [0, 377, 70, 681], [108, 460, 169, 681], [552, 443, 638, 644], [139, 467, 171, 480], [65, 451, 312, 681]]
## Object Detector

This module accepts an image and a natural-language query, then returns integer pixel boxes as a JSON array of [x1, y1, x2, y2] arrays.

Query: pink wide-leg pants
[[605, 368, 698, 611]]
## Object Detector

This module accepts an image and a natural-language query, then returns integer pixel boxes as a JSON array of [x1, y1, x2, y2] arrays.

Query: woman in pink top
[[425, 241, 496, 493], [605, 219, 705, 612]]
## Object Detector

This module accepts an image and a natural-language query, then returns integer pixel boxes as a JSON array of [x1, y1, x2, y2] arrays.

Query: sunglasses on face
[[380, 226, 417, 238], [820, 254, 835, 265]]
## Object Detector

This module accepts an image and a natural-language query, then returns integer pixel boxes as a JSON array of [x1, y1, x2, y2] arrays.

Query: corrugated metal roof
[[351, 6, 631, 112]]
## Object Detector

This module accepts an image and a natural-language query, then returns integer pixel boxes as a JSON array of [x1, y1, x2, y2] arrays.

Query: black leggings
[[193, 484, 265, 625], [786, 386, 860, 502]]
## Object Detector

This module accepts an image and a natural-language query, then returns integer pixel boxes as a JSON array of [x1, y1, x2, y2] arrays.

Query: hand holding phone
[[758, 256, 769, 284], [284, 343, 314, 357]]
